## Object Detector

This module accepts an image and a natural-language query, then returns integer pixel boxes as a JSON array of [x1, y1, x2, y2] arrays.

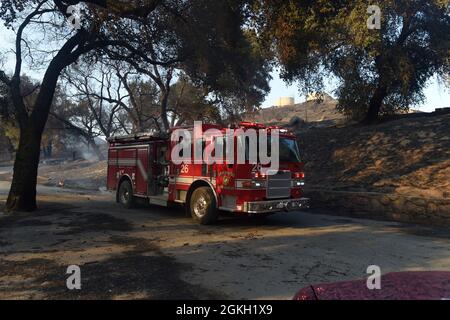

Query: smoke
[[72, 141, 105, 162], [79, 147, 98, 162]]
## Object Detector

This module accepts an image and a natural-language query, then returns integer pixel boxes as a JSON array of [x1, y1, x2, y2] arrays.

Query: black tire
[[118, 180, 135, 209], [190, 187, 218, 225]]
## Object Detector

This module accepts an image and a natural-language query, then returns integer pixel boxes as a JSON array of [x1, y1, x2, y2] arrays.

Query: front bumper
[[243, 198, 310, 214]]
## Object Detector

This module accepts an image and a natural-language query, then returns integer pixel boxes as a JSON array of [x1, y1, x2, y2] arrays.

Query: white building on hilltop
[[274, 96, 295, 108]]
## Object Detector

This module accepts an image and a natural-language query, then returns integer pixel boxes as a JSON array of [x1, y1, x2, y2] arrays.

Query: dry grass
[[298, 114, 450, 198]]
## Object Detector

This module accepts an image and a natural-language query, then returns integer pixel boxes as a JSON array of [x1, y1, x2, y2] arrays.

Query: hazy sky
[[1, 24, 448, 112]]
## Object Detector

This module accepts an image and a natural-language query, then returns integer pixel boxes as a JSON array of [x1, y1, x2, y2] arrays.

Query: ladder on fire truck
[[107, 132, 169, 144]]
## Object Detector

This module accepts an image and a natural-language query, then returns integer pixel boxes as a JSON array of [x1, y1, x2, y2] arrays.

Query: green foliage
[[253, 0, 450, 121], [0, 81, 10, 118], [168, 76, 221, 126], [2, 120, 19, 150], [98, 0, 272, 124], [1, 0, 271, 126], [0, 81, 19, 150], [126, 77, 162, 131], [185, 0, 270, 113], [0, 78, 18, 150]]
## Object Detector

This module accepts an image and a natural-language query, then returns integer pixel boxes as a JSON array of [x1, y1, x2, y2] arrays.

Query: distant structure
[[306, 92, 321, 102], [275, 96, 295, 108]]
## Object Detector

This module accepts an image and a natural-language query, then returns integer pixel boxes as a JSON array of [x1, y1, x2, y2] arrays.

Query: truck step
[[149, 195, 169, 207]]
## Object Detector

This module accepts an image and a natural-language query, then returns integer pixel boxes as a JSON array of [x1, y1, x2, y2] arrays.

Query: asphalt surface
[[1, 181, 450, 299]]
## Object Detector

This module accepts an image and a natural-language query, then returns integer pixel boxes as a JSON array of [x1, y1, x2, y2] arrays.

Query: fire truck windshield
[[241, 136, 301, 163], [278, 138, 301, 162]]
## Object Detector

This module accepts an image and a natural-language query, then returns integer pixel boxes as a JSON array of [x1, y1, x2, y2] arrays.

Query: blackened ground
[[0, 182, 449, 300], [0, 191, 223, 300]]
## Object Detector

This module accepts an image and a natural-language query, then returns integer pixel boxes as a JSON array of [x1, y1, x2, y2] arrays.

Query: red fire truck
[[107, 122, 309, 224]]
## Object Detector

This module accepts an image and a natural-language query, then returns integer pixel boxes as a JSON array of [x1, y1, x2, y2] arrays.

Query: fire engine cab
[[107, 122, 309, 224]]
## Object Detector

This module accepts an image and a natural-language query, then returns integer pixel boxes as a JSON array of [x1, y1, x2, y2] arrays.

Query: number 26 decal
[[252, 163, 262, 172], [180, 164, 189, 174]]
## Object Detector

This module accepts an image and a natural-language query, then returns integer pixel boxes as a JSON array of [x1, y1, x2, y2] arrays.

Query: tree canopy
[[0, 0, 271, 211], [253, 0, 450, 121]]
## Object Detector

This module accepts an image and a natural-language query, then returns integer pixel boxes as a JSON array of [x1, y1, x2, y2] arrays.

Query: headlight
[[292, 180, 305, 187]]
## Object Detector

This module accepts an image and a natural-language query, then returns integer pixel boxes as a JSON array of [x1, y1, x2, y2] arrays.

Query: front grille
[[267, 171, 291, 199]]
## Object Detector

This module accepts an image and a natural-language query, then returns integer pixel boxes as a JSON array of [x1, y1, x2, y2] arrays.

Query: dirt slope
[[297, 114, 450, 199]]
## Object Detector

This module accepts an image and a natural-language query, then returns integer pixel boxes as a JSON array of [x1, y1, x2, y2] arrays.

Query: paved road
[[1, 183, 450, 299], [128, 202, 450, 299], [0, 166, 12, 176]]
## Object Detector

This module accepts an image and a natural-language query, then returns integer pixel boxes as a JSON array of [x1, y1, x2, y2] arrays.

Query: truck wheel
[[118, 180, 135, 209], [190, 187, 218, 225]]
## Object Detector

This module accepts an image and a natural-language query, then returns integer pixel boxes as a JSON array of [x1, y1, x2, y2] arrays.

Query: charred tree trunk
[[6, 125, 42, 211], [6, 31, 90, 212], [363, 83, 388, 124]]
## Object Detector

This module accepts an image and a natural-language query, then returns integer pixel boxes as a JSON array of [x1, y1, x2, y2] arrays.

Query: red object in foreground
[[294, 272, 450, 300]]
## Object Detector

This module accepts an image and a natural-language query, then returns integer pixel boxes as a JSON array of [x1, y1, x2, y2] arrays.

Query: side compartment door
[[107, 148, 118, 190], [135, 147, 149, 196]]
